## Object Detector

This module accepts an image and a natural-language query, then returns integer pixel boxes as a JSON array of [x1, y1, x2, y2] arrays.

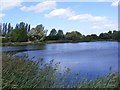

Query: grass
[[2, 53, 119, 89], [2, 41, 46, 46]]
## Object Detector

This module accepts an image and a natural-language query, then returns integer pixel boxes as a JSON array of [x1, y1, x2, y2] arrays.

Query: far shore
[[1, 39, 119, 46]]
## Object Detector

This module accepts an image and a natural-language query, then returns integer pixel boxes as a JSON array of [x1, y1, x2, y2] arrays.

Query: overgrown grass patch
[[2, 53, 119, 89]]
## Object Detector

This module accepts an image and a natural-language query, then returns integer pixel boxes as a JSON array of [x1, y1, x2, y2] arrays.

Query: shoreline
[[1, 40, 119, 46]]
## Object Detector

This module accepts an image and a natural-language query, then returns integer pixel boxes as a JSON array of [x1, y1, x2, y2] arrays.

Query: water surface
[[2, 41, 118, 77]]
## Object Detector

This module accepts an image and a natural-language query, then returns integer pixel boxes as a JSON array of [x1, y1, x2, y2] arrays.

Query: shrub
[[2, 38, 9, 43], [5, 28, 28, 42]]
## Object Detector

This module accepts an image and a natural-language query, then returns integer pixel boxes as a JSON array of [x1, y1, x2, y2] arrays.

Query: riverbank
[[1, 39, 119, 46], [2, 53, 119, 89]]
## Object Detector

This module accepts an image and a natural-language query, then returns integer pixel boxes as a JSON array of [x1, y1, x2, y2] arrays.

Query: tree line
[[0, 22, 30, 36], [0, 22, 120, 43]]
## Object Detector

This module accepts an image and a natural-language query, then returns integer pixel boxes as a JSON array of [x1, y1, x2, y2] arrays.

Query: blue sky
[[0, 0, 118, 35]]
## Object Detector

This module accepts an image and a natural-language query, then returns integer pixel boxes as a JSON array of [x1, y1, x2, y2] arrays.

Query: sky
[[0, 0, 119, 35]]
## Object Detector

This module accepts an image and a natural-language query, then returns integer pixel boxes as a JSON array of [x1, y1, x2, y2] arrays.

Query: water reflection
[[1, 44, 46, 52]]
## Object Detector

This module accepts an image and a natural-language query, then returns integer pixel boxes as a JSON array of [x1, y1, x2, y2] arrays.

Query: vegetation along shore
[[0, 22, 120, 46], [2, 53, 119, 89]]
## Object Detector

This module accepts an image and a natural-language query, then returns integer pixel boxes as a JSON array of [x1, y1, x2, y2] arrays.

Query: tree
[[112, 30, 120, 40], [113, 30, 117, 33], [2, 23, 7, 36], [4, 23, 7, 35], [15, 24, 19, 29], [90, 34, 98, 40], [108, 31, 112, 34], [28, 24, 30, 32], [65, 31, 83, 41], [99, 32, 113, 40], [99, 33, 106, 39], [46, 29, 64, 40], [49, 28, 57, 36], [0, 23, 2, 36], [56, 30, 64, 40], [8, 23, 12, 34], [19, 22, 25, 28], [25, 23, 28, 32], [28, 24, 47, 41], [57, 30, 63, 36], [6, 27, 28, 42], [15, 22, 29, 32]]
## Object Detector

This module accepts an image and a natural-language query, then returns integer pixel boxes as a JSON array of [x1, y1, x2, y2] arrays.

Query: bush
[[46, 35, 64, 40], [5, 28, 28, 42], [2, 38, 9, 43]]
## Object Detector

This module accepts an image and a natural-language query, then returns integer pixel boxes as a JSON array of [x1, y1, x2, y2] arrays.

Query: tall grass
[[2, 53, 119, 89]]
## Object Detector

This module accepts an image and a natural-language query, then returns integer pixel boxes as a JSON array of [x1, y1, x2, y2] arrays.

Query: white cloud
[[91, 24, 118, 30], [0, 0, 23, 11], [91, 25, 101, 29], [45, 8, 74, 18], [103, 24, 118, 30], [68, 14, 109, 24], [45, 8, 110, 24], [20, 1, 56, 13], [111, 1, 119, 7], [0, 13, 5, 18]]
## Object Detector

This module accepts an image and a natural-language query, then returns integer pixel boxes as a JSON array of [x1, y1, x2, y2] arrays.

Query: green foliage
[[112, 30, 120, 40], [5, 27, 27, 42], [46, 29, 64, 40], [28, 24, 47, 41], [2, 38, 9, 43], [99, 33, 110, 40], [47, 30, 120, 42], [2, 53, 118, 89], [8, 23, 12, 34], [99, 30, 120, 41], [46, 35, 64, 40], [1, 22, 120, 43], [65, 31, 83, 41], [2, 53, 59, 89], [57, 30, 63, 36], [82, 34, 98, 41], [49, 28, 57, 36]]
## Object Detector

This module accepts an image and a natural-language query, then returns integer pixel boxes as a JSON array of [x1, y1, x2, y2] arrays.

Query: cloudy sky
[[0, 0, 119, 35]]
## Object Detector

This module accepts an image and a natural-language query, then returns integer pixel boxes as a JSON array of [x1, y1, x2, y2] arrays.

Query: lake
[[1, 41, 118, 78]]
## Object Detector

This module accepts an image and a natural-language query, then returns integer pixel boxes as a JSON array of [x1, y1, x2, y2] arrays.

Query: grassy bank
[[2, 41, 45, 46], [2, 53, 119, 89], [2, 39, 119, 46]]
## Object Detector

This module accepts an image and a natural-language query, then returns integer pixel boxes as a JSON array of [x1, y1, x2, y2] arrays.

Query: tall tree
[[108, 31, 112, 34], [65, 31, 82, 40], [0, 23, 2, 36], [6, 27, 28, 42], [28, 24, 30, 32], [5, 23, 7, 35], [49, 28, 57, 36], [25, 23, 28, 31], [57, 30, 63, 36], [15, 24, 19, 29], [28, 24, 47, 41], [19, 22, 25, 28], [8, 23, 11, 33], [11, 27, 13, 31]]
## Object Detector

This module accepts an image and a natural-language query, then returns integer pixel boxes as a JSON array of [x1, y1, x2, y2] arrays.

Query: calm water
[[1, 41, 118, 77]]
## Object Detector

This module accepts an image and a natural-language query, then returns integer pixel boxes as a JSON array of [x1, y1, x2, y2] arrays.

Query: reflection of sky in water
[[2, 41, 118, 77], [1, 44, 46, 51]]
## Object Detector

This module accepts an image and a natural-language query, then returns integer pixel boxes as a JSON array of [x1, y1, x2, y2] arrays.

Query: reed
[[2, 53, 119, 89]]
